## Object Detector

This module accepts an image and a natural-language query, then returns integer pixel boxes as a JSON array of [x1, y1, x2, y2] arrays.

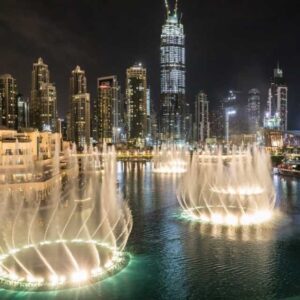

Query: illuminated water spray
[[177, 145, 275, 226], [152, 144, 189, 174], [0, 145, 132, 290]]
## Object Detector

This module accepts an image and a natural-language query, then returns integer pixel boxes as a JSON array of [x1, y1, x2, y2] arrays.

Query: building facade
[[160, 1, 186, 143], [126, 63, 147, 147], [0, 74, 18, 129], [248, 88, 261, 134], [69, 66, 90, 148], [97, 76, 120, 143], [265, 64, 288, 131], [194, 91, 210, 143]]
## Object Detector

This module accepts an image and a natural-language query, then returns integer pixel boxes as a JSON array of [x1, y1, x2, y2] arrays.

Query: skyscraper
[[248, 88, 261, 134], [194, 91, 210, 143], [221, 90, 243, 137], [160, 0, 186, 143], [97, 76, 120, 143], [210, 102, 224, 139], [126, 63, 147, 147], [40, 82, 57, 131], [265, 64, 288, 131], [16, 93, 29, 129], [0, 74, 17, 129], [30, 58, 57, 131], [69, 66, 91, 147], [146, 88, 152, 142], [185, 102, 193, 143], [91, 98, 99, 142]]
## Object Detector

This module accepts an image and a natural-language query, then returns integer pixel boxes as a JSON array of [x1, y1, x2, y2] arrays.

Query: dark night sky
[[0, 0, 299, 129]]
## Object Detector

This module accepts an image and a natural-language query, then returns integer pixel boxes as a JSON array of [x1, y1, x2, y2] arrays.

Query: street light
[[225, 109, 236, 145]]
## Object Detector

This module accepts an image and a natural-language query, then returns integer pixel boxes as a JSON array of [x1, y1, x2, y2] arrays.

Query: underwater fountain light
[[0, 240, 129, 290]]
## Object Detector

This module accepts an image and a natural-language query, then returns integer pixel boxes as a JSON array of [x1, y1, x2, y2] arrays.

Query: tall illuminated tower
[[194, 91, 210, 143], [97, 76, 120, 143], [0, 74, 18, 129], [30, 58, 57, 131], [248, 88, 261, 133], [264, 64, 288, 131], [69, 66, 91, 148], [160, 0, 186, 143], [126, 63, 147, 147]]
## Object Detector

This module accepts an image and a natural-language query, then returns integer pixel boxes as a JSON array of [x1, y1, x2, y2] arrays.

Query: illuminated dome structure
[[177, 145, 275, 226], [0, 145, 132, 291], [152, 145, 189, 174]]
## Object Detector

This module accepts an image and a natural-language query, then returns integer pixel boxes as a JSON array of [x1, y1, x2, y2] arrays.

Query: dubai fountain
[[152, 144, 189, 174], [177, 145, 276, 226], [0, 144, 132, 291]]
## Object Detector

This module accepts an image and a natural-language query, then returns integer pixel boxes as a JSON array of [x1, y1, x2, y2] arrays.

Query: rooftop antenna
[[164, 0, 171, 16]]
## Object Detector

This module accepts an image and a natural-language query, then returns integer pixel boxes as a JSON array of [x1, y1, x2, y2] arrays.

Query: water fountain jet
[[0, 144, 132, 291], [152, 144, 189, 174], [177, 145, 275, 226]]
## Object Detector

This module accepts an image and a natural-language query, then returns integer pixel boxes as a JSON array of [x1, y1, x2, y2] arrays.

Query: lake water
[[1, 162, 300, 300]]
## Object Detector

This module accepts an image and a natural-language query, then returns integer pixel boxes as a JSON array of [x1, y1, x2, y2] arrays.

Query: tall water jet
[[177, 145, 276, 226], [0, 143, 132, 291], [152, 144, 189, 174]]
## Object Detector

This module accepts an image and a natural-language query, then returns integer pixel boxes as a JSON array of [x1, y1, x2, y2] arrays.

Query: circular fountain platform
[[0, 240, 129, 291]]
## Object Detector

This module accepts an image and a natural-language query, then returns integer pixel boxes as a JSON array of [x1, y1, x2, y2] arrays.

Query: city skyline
[[0, 0, 300, 130]]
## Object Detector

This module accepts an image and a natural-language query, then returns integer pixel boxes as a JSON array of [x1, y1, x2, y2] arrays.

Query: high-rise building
[[60, 118, 68, 141], [160, 0, 186, 143], [40, 82, 57, 131], [97, 76, 120, 143], [70, 65, 87, 95], [70, 94, 91, 148], [265, 64, 288, 131], [210, 102, 224, 139], [194, 91, 210, 143], [151, 103, 158, 145], [185, 103, 193, 143], [69, 66, 90, 147], [118, 93, 126, 142], [16, 93, 29, 129], [30, 58, 57, 131], [126, 63, 147, 147], [91, 98, 99, 142], [221, 90, 245, 137], [146, 88, 152, 142], [0, 74, 18, 129], [248, 88, 261, 134], [66, 112, 71, 141]]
